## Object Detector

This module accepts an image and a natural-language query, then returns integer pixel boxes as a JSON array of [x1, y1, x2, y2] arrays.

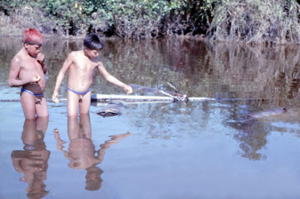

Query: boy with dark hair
[[83, 33, 104, 50], [52, 33, 132, 116], [8, 28, 49, 120]]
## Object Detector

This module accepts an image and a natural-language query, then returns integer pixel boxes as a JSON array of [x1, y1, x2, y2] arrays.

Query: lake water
[[0, 37, 300, 199]]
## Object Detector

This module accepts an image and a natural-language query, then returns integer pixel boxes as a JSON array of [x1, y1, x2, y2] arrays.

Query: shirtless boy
[[8, 28, 49, 120], [52, 33, 132, 116]]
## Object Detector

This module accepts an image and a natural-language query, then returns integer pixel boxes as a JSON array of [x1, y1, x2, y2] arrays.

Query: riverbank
[[0, 13, 205, 41], [1, 0, 300, 45]]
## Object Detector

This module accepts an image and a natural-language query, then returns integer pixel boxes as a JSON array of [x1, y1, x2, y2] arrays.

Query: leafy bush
[[97, 0, 183, 39], [1, 0, 185, 38]]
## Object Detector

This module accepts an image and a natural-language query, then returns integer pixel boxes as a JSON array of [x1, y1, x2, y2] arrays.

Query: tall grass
[[207, 0, 300, 45]]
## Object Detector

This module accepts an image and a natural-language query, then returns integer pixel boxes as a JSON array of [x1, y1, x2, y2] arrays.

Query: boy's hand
[[52, 91, 60, 103], [124, 85, 133, 94], [36, 53, 45, 65]]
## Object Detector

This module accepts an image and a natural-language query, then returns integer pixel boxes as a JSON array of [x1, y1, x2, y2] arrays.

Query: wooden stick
[[91, 94, 176, 102]]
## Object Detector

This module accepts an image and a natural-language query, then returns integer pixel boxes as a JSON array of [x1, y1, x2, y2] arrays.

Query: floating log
[[91, 94, 259, 102], [91, 94, 255, 102], [91, 94, 192, 102]]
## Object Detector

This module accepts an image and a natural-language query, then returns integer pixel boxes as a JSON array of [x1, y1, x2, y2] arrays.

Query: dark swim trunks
[[67, 87, 92, 95]]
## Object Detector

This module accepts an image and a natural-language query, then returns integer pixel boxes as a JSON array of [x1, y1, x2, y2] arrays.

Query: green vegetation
[[1, 0, 300, 44]]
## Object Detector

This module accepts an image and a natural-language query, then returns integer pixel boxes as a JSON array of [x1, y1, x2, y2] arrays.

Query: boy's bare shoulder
[[11, 52, 27, 66], [11, 54, 21, 63]]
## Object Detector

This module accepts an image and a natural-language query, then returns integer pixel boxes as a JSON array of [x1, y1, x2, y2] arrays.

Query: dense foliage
[[1, 0, 300, 44], [0, 0, 188, 38]]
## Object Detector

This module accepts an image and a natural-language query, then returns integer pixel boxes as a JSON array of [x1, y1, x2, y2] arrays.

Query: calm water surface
[[0, 37, 300, 199]]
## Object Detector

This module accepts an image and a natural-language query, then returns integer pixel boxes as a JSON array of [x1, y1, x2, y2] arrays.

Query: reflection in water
[[225, 107, 298, 161], [208, 43, 300, 108], [53, 114, 131, 191], [227, 119, 268, 161], [11, 117, 50, 199]]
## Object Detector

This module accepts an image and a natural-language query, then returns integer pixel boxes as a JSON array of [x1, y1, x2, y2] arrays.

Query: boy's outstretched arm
[[52, 53, 73, 102], [8, 58, 41, 87], [97, 62, 133, 94]]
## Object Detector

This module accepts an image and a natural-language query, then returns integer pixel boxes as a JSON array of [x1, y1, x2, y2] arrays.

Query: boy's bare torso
[[14, 49, 46, 94], [68, 50, 101, 92]]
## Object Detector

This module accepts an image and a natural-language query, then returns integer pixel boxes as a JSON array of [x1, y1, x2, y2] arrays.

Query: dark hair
[[83, 33, 104, 50]]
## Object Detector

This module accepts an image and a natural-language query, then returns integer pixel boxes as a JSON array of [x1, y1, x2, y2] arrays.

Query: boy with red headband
[[8, 28, 49, 120]]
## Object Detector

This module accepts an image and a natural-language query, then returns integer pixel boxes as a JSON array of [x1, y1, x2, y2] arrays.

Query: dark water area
[[0, 37, 300, 199]]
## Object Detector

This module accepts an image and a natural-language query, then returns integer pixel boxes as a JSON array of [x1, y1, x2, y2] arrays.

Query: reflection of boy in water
[[53, 114, 131, 191], [11, 117, 50, 198]]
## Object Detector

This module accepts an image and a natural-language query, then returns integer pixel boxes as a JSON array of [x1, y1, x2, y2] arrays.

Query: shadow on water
[[11, 117, 50, 199], [53, 114, 130, 191]]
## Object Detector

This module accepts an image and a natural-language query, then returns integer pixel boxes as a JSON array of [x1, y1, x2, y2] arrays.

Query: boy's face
[[24, 43, 42, 57], [85, 48, 101, 59]]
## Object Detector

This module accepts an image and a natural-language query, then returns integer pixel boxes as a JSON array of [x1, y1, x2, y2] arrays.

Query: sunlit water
[[0, 37, 300, 199]]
